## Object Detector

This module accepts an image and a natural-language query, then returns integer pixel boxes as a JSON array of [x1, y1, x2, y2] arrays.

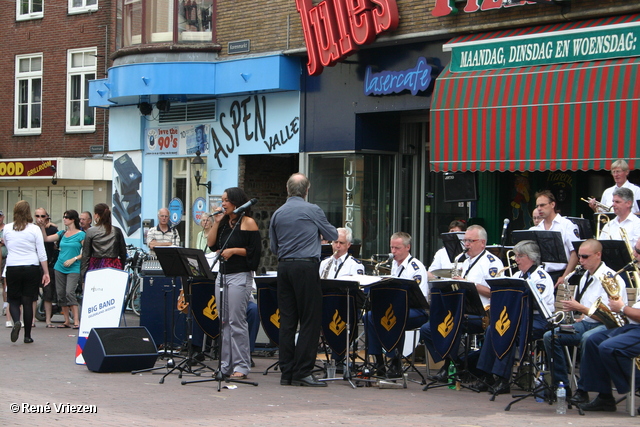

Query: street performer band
[[162, 164, 639, 415]]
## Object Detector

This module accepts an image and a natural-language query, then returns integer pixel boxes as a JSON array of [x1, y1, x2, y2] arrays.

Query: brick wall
[[214, 0, 640, 59], [0, 1, 115, 159], [239, 154, 298, 274]]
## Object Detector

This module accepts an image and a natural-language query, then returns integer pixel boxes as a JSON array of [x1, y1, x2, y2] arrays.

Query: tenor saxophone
[[587, 262, 632, 328], [561, 265, 584, 324]]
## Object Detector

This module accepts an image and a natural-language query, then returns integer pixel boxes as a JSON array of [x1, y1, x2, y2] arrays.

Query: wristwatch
[[619, 306, 626, 315]]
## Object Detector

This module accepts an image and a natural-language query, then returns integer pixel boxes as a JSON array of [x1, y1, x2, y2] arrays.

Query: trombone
[[618, 227, 640, 288], [595, 213, 611, 240]]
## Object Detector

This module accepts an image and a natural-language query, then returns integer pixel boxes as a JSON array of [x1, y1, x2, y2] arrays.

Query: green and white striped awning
[[431, 14, 640, 172]]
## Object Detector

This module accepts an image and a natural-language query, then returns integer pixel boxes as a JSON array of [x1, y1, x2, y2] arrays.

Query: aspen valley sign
[[296, 0, 399, 76]]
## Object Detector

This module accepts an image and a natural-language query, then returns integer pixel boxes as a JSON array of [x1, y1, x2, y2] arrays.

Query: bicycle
[[123, 245, 147, 316]]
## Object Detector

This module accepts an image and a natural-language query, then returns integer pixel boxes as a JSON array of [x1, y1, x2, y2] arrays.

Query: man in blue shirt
[[270, 173, 338, 387]]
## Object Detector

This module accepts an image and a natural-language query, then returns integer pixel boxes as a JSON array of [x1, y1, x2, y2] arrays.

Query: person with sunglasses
[[40, 210, 85, 329], [34, 208, 58, 328], [542, 239, 628, 404]]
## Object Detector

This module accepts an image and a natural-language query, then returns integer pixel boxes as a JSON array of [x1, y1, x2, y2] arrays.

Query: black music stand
[[567, 217, 594, 239], [423, 279, 485, 392], [512, 230, 568, 265], [154, 247, 216, 384], [441, 232, 466, 263], [254, 275, 281, 375], [573, 239, 633, 287], [319, 278, 373, 388], [368, 277, 429, 385]]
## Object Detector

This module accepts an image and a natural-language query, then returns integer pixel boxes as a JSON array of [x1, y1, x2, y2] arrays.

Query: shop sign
[[364, 57, 435, 96], [0, 160, 57, 177], [447, 22, 640, 72], [296, 0, 399, 76], [145, 125, 210, 156], [432, 0, 535, 18]]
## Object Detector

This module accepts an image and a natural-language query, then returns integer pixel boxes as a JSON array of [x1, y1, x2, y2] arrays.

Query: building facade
[[0, 0, 115, 224], [89, 0, 640, 269]]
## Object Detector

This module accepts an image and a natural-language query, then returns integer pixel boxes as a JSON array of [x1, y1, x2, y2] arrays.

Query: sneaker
[[5, 321, 13, 328], [11, 321, 21, 342]]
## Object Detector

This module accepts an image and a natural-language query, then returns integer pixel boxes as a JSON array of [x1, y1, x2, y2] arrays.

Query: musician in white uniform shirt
[[589, 159, 640, 214], [531, 190, 580, 286], [543, 239, 628, 400], [319, 228, 364, 279], [598, 187, 640, 248], [427, 220, 466, 281]]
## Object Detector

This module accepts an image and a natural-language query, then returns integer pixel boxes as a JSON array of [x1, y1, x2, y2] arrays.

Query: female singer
[[207, 187, 261, 379]]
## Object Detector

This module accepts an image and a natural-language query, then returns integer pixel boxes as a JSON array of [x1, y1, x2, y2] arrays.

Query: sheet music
[[344, 275, 384, 287]]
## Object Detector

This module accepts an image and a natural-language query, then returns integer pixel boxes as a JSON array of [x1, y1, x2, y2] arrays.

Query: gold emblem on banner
[[437, 310, 454, 338], [495, 306, 511, 336], [203, 295, 218, 321], [380, 304, 397, 332], [270, 309, 281, 328], [329, 309, 346, 335]]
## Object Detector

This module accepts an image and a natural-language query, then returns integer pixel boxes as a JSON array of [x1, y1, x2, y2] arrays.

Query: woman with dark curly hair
[[207, 187, 261, 379], [3, 200, 50, 343]]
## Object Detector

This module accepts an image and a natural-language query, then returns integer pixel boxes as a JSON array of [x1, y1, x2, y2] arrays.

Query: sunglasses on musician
[[578, 254, 592, 259]]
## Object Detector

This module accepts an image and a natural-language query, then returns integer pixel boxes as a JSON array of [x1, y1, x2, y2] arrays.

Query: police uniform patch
[[489, 267, 498, 277], [414, 275, 422, 285], [536, 283, 545, 294], [573, 229, 580, 238], [357, 268, 364, 275], [487, 254, 496, 262], [354, 258, 362, 264], [537, 270, 547, 279], [411, 261, 420, 271]]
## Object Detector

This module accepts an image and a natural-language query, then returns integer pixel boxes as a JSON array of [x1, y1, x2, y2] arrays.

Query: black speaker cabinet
[[83, 327, 158, 373], [443, 172, 477, 202], [139, 276, 186, 347]]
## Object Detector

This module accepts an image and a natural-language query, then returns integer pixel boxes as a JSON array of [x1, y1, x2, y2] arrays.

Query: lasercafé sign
[[296, 0, 399, 76], [364, 57, 435, 96]]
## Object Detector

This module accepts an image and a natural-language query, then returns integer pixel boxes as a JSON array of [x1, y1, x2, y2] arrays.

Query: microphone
[[500, 218, 510, 243], [211, 210, 224, 216], [233, 198, 258, 215]]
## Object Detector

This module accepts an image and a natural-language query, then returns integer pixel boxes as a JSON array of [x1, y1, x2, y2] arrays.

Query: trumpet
[[581, 197, 611, 212]]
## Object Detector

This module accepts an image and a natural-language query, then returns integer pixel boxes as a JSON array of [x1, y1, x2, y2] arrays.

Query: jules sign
[[296, 0, 399, 76]]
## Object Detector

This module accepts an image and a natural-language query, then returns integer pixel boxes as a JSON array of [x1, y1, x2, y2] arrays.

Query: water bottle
[[447, 361, 457, 389], [556, 382, 567, 414]]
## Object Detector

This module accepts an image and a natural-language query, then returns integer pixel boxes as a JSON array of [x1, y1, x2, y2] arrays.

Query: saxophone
[[561, 265, 584, 324], [587, 263, 632, 328], [450, 248, 468, 278], [321, 251, 338, 279]]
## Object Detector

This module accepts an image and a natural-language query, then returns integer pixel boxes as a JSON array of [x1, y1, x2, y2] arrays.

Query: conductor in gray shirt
[[269, 173, 338, 387]]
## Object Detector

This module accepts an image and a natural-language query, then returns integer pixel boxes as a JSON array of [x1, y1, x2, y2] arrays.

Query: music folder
[[430, 279, 485, 316], [511, 230, 568, 264], [154, 247, 215, 280], [440, 232, 465, 263]]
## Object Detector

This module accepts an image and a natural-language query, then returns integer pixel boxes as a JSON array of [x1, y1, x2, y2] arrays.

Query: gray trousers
[[216, 271, 252, 375], [55, 270, 80, 306]]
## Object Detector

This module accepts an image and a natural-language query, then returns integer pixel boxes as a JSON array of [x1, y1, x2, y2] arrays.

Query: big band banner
[[75, 269, 129, 364]]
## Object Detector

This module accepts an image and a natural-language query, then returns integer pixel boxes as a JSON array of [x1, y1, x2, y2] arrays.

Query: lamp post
[[192, 150, 211, 194]]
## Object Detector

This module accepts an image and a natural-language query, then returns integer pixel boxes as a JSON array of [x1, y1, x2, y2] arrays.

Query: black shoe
[[24, 337, 34, 344], [431, 365, 449, 383], [251, 358, 255, 368], [472, 375, 494, 392], [569, 389, 589, 405], [374, 364, 386, 376], [580, 396, 617, 412], [292, 374, 327, 387], [280, 378, 292, 386], [193, 352, 205, 362], [11, 321, 21, 342], [491, 378, 511, 396]]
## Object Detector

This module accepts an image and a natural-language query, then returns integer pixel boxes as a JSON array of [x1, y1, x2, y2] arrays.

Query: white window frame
[[14, 53, 43, 135], [68, 0, 98, 15], [16, 0, 44, 21], [66, 48, 97, 133]]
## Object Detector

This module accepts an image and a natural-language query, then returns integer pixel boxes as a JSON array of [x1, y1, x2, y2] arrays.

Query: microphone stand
[[181, 211, 258, 390]]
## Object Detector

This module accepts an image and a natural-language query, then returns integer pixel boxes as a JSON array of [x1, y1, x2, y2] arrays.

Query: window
[[15, 54, 43, 135], [69, 0, 98, 14], [17, 0, 43, 20], [67, 48, 97, 132]]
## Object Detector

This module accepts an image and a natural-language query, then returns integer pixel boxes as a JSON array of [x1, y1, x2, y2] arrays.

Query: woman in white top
[[3, 200, 50, 344]]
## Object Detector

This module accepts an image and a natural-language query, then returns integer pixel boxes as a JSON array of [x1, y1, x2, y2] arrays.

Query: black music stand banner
[[321, 279, 362, 357], [191, 279, 220, 339], [255, 276, 280, 346], [429, 280, 484, 361], [369, 277, 426, 353], [441, 232, 465, 263], [486, 278, 529, 360]]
